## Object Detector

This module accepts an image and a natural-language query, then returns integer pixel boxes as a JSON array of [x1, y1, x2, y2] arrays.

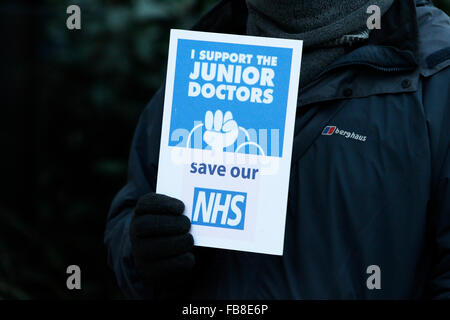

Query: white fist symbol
[[203, 110, 239, 150]]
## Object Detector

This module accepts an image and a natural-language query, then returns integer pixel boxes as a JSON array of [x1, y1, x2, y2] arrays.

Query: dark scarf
[[246, 0, 394, 87]]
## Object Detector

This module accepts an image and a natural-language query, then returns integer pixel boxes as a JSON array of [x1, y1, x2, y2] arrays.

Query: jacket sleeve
[[423, 67, 450, 299], [104, 86, 165, 299], [431, 141, 450, 299]]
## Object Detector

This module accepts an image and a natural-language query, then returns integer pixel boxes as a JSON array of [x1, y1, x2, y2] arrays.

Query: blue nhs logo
[[192, 187, 247, 230]]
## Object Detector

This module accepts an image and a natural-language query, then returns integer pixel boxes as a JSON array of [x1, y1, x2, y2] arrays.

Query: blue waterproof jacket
[[105, 0, 450, 299]]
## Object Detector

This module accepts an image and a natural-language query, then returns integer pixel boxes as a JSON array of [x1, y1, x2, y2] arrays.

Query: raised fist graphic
[[203, 110, 239, 151]]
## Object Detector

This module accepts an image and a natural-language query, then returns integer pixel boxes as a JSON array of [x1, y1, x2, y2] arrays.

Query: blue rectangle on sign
[[192, 187, 247, 230], [168, 38, 293, 157]]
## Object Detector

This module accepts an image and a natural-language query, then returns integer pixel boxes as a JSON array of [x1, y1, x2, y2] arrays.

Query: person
[[104, 0, 450, 299]]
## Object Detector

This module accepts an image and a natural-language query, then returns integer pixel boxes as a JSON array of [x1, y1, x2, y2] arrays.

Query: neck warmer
[[246, 0, 394, 87]]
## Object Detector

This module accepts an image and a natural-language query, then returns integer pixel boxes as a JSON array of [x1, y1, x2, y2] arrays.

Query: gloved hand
[[130, 193, 195, 284]]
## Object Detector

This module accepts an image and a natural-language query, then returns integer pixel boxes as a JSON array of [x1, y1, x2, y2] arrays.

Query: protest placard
[[157, 29, 302, 255]]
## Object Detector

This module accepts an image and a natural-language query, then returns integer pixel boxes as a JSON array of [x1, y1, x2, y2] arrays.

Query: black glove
[[130, 193, 195, 284]]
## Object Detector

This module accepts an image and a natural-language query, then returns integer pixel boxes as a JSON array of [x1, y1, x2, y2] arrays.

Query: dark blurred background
[[0, 0, 449, 299]]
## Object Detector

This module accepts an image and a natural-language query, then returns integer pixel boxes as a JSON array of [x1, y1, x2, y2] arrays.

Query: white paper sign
[[157, 29, 302, 255]]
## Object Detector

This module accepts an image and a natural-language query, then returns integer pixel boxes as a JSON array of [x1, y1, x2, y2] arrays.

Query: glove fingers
[[135, 193, 185, 216], [132, 233, 194, 261], [136, 252, 196, 282], [131, 214, 191, 237]]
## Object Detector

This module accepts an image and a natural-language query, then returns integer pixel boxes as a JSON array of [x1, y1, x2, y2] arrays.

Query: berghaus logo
[[322, 126, 367, 142]]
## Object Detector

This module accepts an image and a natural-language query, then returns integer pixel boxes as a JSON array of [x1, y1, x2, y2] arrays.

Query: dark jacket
[[105, 0, 450, 299]]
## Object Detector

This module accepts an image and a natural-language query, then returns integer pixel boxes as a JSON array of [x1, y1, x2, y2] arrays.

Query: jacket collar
[[191, 0, 421, 106], [296, 0, 421, 106], [192, 0, 419, 67]]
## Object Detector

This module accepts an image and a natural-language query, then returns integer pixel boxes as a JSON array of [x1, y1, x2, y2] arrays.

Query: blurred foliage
[[0, 0, 448, 300], [0, 0, 216, 299], [435, 0, 450, 13]]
